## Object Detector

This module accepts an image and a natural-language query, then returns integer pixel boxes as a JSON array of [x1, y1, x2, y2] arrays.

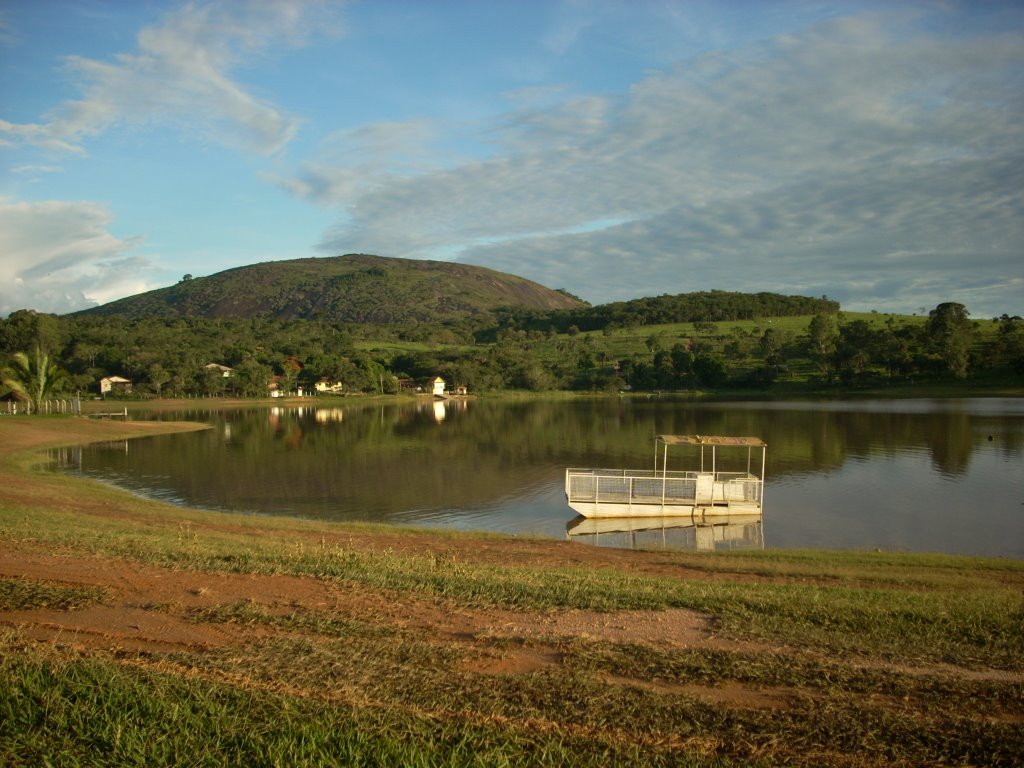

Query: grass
[[0, 579, 110, 612], [3, 624, 1020, 767], [1, 415, 1022, 766], [0, 640, 683, 767], [8, 501, 1021, 669]]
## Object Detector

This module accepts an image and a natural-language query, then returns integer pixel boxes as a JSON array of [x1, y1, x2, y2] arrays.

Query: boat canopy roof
[[657, 435, 766, 448]]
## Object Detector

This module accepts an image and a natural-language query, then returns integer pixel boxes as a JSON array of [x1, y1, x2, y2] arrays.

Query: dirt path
[[0, 538, 729, 656]]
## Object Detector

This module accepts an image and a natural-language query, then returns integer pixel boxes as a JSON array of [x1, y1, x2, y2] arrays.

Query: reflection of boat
[[566, 513, 764, 552], [565, 435, 766, 518], [569, 518, 761, 552]]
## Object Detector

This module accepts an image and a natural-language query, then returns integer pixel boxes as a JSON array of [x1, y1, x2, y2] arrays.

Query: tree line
[[482, 290, 839, 339], [2, 299, 1022, 409]]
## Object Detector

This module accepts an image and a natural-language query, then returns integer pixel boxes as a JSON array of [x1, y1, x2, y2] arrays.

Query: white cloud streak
[[1, 0, 338, 156], [304, 10, 1023, 316], [278, 119, 443, 206]]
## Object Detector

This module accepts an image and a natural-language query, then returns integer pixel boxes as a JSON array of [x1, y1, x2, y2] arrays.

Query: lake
[[54, 397, 1024, 557]]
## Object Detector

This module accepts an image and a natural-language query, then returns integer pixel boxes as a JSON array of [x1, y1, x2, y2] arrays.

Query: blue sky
[[1, 0, 1021, 319]]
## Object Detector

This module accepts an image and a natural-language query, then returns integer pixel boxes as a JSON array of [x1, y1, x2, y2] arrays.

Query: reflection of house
[[99, 376, 132, 396], [315, 408, 344, 423], [432, 377, 446, 397], [205, 363, 234, 377]]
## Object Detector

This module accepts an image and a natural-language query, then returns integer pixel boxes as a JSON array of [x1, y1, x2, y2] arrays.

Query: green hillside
[[3, 253, 1019, 398], [74, 254, 585, 324]]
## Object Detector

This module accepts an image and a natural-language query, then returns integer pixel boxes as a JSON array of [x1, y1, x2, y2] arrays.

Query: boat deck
[[565, 435, 767, 519]]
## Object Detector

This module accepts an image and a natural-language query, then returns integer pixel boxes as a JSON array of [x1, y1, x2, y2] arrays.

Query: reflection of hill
[[73, 399, 1022, 521]]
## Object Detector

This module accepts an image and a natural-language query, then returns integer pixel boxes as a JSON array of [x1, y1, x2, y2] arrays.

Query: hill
[[73, 254, 585, 324]]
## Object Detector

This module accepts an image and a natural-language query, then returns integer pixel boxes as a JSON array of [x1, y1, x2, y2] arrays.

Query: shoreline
[[1, 415, 1022, 765]]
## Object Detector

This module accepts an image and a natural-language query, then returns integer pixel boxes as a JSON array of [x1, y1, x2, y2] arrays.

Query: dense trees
[[0, 311, 70, 411], [2, 346, 67, 413], [808, 312, 840, 381], [9, 254, 1000, 398], [0, 298, 1017, 403], [500, 291, 840, 335], [991, 315, 1024, 373], [926, 302, 973, 379]]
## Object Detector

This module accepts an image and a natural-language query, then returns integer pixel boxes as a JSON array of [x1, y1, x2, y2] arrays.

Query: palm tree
[[2, 346, 67, 414]]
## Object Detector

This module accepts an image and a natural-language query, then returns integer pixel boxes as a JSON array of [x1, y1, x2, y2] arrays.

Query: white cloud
[[279, 119, 443, 206], [11, 164, 63, 176], [302, 10, 1023, 317], [1, 0, 340, 156], [0, 199, 149, 316], [0, 119, 85, 155], [469, 151, 1023, 315]]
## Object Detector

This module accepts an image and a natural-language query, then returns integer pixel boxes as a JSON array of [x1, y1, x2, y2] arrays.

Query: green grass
[[184, 599, 397, 640], [3, 418, 1023, 766], [4, 623, 1021, 768], [0, 636, 708, 768], [0, 579, 110, 612], [0, 642, 595, 768], [6, 500, 1022, 670]]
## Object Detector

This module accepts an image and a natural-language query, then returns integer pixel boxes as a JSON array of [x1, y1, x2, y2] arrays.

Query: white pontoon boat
[[565, 435, 766, 519]]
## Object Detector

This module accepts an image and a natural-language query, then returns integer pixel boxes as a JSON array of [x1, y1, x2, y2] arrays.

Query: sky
[[1, 0, 1021, 320]]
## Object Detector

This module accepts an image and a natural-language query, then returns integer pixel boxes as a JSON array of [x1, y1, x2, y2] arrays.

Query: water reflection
[[52, 397, 1024, 557], [315, 408, 344, 423], [566, 514, 764, 552]]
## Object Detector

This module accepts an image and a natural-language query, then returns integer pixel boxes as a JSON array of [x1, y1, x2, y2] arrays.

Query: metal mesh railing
[[566, 469, 761, 506], [566, 471, 698, 503]]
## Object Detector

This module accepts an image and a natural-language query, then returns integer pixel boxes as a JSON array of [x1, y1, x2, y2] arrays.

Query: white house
[[315, 379, 344, 395], [205, 363, 234, 377], [99, 376, 132, 396], [432, 377, 446, 397]]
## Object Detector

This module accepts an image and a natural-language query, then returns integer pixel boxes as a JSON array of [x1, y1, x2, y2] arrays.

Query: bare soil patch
[[0, 539, 719, 654], [1, 538, 798, 714]]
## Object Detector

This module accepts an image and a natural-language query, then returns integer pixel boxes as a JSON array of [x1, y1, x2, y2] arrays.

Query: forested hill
[[502, 290, 841, 334], [73, 254, 585, 324], [574, 290, 840, 328]]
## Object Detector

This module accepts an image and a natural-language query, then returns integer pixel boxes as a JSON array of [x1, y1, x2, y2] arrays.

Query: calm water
[[54, 397, 1024, 557]]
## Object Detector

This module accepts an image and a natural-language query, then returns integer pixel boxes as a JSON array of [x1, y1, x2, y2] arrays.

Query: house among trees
[[99, 376, 132, 397], [205, 363, 234, 377], [315, 378, 344, 395], [432, 377, 446, 397]]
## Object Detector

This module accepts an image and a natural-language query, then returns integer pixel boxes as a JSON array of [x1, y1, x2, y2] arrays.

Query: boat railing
[[565, 468, 762, 508]]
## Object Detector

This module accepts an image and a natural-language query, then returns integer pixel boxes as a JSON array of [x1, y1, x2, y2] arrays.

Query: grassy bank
[[1, 416, 1022, 766]]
